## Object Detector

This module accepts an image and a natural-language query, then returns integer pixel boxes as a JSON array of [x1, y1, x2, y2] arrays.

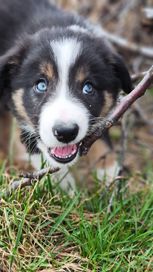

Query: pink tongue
[[51, 144, 77, 158]]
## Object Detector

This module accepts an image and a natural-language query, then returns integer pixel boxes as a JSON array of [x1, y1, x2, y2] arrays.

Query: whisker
[[22, 135, 40, 154]]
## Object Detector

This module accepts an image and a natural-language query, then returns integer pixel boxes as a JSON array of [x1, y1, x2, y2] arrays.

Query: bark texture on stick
[[80, 65, 153, 155]]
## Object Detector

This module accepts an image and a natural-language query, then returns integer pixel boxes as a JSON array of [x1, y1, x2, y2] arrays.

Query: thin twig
[[107, 113, 132, 212], [131, 71, 147, 82], [107, 175, 127, 213], [2, 167, 59, 197], [80, 65, 153, 155], [118, 110, 132, 174]]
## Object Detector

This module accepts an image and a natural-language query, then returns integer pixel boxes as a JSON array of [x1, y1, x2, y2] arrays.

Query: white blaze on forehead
[[51, 38, 81, 93]]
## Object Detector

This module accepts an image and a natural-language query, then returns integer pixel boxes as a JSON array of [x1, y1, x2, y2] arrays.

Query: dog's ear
[[112, 54, 133, 94], [0, 41, 29, 103]]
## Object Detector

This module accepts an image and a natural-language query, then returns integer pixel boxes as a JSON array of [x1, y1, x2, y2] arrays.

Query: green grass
[[0, 164, 153, 272]]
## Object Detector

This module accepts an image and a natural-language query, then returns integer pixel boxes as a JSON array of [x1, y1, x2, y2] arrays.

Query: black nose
[[52, 122, 79, 143]]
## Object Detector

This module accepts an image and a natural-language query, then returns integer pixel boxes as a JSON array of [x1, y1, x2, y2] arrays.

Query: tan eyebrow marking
[[40, 62, 54, 79], [75, 67, 87, 82]]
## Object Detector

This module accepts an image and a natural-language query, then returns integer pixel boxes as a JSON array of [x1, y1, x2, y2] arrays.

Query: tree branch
[[80, 65, 153, 156]]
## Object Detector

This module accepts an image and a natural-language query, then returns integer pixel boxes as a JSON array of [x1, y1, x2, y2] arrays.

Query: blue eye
[[82, 83, 94, 95], [35, 79, 48, 93]]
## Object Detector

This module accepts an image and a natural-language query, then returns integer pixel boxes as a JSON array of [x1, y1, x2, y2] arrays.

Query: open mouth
[[48, 143, 79, 164]]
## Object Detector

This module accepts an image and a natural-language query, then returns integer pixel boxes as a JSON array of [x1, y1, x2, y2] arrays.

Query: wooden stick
[[2, 167, 59, 197]]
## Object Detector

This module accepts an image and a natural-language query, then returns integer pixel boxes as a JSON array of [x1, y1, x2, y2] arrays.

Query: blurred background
[[52, 0, 153, 190]]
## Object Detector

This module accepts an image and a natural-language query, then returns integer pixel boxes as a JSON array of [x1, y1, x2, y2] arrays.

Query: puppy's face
[[0, 29, 132, 167]]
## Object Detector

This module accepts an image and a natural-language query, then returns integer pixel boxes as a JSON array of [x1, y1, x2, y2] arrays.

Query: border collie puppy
[[0, 0, 132, 190]]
